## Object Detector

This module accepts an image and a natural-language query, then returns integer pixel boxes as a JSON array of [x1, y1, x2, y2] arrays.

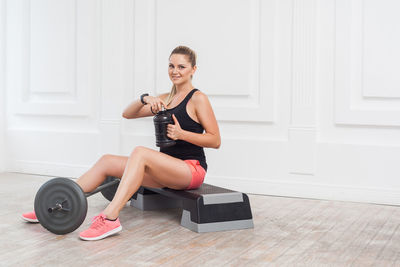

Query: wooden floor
[[2, 172, 400, 266]]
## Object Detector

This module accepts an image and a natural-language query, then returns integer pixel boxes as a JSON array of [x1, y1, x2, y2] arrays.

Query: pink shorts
[[184, 160, 206, 190]]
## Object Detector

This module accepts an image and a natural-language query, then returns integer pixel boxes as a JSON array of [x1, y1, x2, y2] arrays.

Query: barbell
[[34, 176, 121, 235]]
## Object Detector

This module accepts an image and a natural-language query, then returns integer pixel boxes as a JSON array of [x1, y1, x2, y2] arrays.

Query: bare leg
[[76, 153, 165, 193], [103, 146, 192, 219], [76, 154, 128, 193]]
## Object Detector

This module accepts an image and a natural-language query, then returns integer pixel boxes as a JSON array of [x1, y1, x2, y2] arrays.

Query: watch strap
[[140, 93, 149, 105]]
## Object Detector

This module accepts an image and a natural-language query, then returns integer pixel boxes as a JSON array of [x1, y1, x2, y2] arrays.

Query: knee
[[98, 154, 113, 166], [130, 146, 148, 158]]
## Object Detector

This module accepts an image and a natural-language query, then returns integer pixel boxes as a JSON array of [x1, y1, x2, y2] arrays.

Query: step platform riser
[[181, 210, 254, 233], [130, 184, 254, 233]]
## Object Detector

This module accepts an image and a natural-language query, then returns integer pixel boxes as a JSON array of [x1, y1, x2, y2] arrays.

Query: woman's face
[[168, 54, 196, 86]]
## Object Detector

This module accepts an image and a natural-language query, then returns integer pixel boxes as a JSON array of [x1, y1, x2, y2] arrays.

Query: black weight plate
[[34, 177, 87, 235], [100, 176, 120, 202]]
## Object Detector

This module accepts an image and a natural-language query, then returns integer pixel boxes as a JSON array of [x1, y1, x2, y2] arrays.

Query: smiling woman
[[22, 45, 221, 241], [166, 46, 197, 107]]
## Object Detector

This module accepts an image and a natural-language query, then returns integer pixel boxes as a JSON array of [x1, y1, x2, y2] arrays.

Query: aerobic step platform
[[130, 183, 254, 233]]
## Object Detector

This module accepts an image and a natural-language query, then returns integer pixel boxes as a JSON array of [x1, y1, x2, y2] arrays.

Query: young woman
[[22, 46, 221, 241]]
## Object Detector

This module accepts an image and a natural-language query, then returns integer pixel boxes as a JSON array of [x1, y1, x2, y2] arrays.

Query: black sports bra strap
[[181, 89, 198, 105]]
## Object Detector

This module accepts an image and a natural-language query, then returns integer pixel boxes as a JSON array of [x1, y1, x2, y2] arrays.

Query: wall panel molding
[[291, 0, 317, 127], [132, 0, 156, 99], [29, 0, 77, 96], [6, 0, 99, 117], [140, 0, 288, 123], [334, 0, 400, 127], [288, 0, 317, 175], [99, 0, 135, 155]]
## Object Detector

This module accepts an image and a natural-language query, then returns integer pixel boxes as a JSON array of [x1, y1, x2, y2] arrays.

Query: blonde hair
[[166, 46, 197, 106]]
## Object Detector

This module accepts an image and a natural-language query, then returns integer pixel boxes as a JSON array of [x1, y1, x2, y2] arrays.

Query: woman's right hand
[[143, 95, 167, 114]]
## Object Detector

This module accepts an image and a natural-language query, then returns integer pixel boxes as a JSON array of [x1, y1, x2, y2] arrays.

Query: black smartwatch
[[140, 93, 149, 105]]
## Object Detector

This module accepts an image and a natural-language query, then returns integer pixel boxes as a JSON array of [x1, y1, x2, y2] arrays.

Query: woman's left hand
[[167, 114, 184, 140]]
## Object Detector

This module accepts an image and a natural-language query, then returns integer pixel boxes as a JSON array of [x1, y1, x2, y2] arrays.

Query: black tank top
[[160, 89, 207, 171]]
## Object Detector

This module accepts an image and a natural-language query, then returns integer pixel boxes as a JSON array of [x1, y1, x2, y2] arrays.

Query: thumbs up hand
[[167, 114, 183, 140]]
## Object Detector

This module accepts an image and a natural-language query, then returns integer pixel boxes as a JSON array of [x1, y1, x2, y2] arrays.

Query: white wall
[[3, 0, 400, 205], [0, 0, 6, 172]]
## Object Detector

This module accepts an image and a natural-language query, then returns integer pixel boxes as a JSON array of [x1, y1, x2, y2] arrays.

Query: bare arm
[[167, 92, 221, 149], [122, 93, 168, 119]]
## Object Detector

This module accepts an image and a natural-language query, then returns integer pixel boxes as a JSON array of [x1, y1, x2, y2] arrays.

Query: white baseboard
[[206, 175, 400, 206], [11, 160, 90, 178]]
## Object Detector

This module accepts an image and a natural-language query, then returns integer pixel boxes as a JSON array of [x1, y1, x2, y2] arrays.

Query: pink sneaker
[[79, 213, 122, 241], [22, 211, 39, 223]]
